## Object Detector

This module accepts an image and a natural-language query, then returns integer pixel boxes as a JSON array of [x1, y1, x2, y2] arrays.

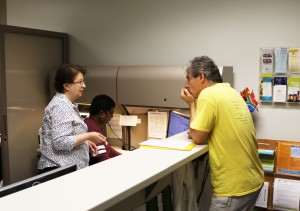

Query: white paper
[[106, 114, 122, 139], [291, 146, 300, 158], [255, 182, 269, 208], [273, 178, 300, 211], [119, 115, 139, 126], [262, 79, 272, 97], [148, 111, 168, 139], [139, 139, 194, 150]]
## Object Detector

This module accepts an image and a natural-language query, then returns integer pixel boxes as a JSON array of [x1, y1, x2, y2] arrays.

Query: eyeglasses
[[72, 80, 86, 85]]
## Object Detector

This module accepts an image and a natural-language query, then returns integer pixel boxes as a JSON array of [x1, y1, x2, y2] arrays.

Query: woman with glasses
[[37, 64, 106, 174]]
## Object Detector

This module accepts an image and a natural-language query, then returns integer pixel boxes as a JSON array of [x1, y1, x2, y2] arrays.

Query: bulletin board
[[276, 141, 300, 176]]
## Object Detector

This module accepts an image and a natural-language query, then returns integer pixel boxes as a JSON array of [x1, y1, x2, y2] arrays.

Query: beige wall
[[6, 0, 300, 141], [0, 0, 6, 24]]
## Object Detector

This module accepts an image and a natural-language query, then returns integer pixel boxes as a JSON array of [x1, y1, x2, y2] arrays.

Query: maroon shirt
[[84, 118, 121, 165]]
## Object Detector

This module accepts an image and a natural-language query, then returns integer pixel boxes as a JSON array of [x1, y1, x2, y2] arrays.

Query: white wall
[[6, 0, 300, 141]]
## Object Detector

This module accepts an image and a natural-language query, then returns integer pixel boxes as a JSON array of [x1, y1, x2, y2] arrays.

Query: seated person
[[84, 95, 121, 165]]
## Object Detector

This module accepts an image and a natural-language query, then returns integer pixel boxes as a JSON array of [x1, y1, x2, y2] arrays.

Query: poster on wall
[[276, 141, 300, 175]]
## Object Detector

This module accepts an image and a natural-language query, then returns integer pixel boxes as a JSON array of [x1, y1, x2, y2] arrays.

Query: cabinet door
[[0, 25, 68, 185]]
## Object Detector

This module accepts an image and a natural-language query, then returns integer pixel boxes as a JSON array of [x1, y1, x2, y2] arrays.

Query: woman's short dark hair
[[186, 56, 223, 83], [54, 64, 87, 93], [89, 95, 116, 116]]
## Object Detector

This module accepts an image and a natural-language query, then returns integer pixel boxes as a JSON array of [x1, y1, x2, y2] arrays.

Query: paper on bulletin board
[[273, 178, 300, 211], [147, 111, 168, 139], [276, 141, 300, 175]]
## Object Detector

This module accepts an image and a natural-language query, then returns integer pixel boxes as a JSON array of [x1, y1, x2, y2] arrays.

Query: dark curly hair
[[89, 95, 116, 116]]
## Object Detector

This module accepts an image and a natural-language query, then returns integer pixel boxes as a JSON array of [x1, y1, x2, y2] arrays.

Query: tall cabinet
[[0, 25, 68, 185]]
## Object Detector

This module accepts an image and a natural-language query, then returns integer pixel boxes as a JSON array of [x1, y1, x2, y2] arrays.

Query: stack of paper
[[255, 182, 269, 208], [139, 139, 196, 151], [273, 178, 300, 211], [258, 149, 275, 173]]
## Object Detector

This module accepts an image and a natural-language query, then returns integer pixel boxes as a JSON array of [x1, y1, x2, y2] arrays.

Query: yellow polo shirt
[[190, 83, 264, 196]]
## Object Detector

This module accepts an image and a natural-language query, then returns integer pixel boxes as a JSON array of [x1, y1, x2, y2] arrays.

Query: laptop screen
[[167, 111, 190, 138]]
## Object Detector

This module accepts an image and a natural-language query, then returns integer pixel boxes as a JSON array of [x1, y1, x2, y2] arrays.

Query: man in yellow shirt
[[180, 56, 264, 211]]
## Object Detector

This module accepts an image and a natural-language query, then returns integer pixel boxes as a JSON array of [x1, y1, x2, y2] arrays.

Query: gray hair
[[186, 56, 223, 83]]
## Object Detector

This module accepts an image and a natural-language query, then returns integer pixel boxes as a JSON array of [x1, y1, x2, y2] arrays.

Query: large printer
[[76, 65, 233, 150]]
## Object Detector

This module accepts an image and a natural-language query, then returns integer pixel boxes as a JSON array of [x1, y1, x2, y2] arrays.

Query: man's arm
[[190, 128, 209, 145], [181, 88, 209, 145]]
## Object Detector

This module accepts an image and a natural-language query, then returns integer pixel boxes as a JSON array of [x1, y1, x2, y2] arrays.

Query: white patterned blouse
[[38, 93, 89, 170]]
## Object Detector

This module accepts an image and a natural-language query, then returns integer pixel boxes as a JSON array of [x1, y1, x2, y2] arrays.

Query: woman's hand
[[87, 141, 97, 154], [75, 132, 107, 147], [89, 132, 107, 144]]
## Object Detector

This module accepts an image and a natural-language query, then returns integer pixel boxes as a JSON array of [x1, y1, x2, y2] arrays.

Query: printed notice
[[273, 178, 300, 211], [119, 115, 140, 126], [106, 114, 122, 139], [276, 141, 300, 175], [148, 111, 168, 139]]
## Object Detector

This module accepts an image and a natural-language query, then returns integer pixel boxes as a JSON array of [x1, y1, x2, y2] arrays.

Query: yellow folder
[[139, 139, 196, 151]]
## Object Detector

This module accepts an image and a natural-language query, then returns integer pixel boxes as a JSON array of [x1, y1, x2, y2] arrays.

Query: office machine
[[75, 65, 233, 150]]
